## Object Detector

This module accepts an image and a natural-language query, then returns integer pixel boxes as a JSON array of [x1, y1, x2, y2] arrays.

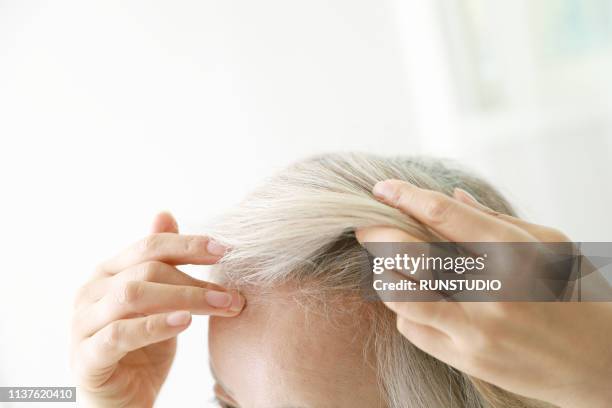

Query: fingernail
[[205, 290, 233, 308], [207, 239, 227, 256], [373, 181, 394, 200], [229, 291, 245, 313], [166, 311, 192, 327]]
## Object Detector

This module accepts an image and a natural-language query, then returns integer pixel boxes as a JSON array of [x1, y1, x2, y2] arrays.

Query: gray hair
[[209, 153, 552, 408]]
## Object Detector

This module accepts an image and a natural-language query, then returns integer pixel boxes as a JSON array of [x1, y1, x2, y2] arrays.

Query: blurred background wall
[[1, 1, 611, 406]]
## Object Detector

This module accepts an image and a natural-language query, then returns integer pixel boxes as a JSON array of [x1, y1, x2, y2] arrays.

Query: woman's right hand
[[71, 212, 243, 407]]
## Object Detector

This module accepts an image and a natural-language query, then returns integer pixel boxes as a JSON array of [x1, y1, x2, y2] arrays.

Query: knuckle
[[94, 263, 107, 276], [463, 332, 493, 361], [468, 319, 502, 352], [138, 261, 164, 281], [476, 326, 499, 350], [498, 225, 527, 243], [179, 286, 198, 304], [184, 235, 205, 253], [541, 227, 570, 242], [144, 316, 158, 337], [115, 281, 143, 305], [488, 302, 513, 317], [423, 194, 453, 224], [101, 322, 121, 350], [387, 185, 404, 208], [395, 317, 410, 336], [139, 234, 162, 254], [184, 236, 196, 252]]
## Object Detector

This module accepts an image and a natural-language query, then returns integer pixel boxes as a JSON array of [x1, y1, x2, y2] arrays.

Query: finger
[[76, 311, 191, 373], [96, 233, 228, 276], [75, 261, 226, 306], [151, 211, 179, 234], [453, 188, 569, 243], [372, 180, 535, 244], [384, 300, 466, 336], [75, 282, 245, 338], [355, 226, 421, 243], [395, 317, 458, 366], [355, 228, 448, 299]]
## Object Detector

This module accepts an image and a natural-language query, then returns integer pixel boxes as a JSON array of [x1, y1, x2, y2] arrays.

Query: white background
[[1, 1, 611, 407]]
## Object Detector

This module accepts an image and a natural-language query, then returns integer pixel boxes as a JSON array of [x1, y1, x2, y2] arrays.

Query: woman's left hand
[[356, 180, 612, 408]]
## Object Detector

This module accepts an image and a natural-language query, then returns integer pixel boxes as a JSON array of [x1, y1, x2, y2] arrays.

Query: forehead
[[208, 290, 382, 408]]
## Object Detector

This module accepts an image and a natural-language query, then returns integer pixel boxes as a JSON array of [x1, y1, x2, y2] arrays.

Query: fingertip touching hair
[[208, 152, 552, 408]]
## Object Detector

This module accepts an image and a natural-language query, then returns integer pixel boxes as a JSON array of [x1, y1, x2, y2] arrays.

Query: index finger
[[372, 180, 535, 244], [97, 233, 227, 276], [453, 188, 570, 243]]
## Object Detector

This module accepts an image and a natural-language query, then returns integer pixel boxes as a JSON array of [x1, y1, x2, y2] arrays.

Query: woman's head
[[207, 153, 542, 407]]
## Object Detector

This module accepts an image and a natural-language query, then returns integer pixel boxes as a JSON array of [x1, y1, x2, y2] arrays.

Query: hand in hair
[[357, 180, 612, 408], [70, 212, 245, 408]]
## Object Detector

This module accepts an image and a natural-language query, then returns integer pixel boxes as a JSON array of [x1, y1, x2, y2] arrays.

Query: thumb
[[150, 211, 179, 234]]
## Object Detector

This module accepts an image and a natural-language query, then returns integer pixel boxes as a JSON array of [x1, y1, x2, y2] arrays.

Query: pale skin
[[71, 214, 381, 408], [72, 183, 612, 407], [356, 179, 612, 408], [71, 213, 245, 407], [208, 290, 384, 407]]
